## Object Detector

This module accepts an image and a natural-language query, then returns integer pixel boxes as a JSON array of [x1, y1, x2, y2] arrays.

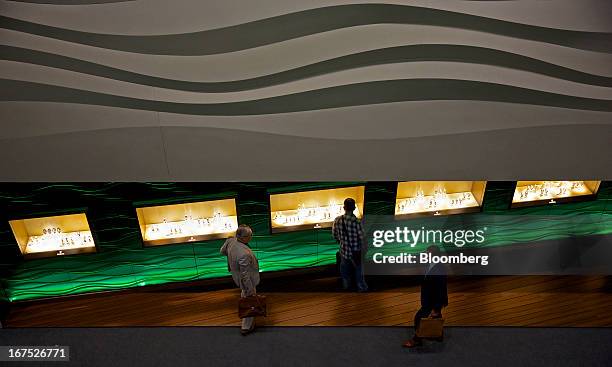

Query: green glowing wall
[[0, 182, 610, 302], [365, 182, 612, 260], [0, 182, 368, 302]]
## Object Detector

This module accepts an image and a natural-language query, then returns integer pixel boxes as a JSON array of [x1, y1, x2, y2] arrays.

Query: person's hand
[[430, 310, 441, 318]]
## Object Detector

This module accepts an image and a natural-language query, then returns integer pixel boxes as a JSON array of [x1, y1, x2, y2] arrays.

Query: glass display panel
[[511, 181, 601, 208], [136, 198, 238, 247], [269, 186, 365, 233], [395, 181, 487, 218], [9, 213, 96, 259]]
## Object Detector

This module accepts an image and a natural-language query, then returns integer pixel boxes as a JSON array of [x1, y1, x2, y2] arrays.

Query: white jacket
[[220, 237, 260, 296]]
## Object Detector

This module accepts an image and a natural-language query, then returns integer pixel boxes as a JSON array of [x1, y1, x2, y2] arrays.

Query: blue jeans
[[340, 255, 368, 292]]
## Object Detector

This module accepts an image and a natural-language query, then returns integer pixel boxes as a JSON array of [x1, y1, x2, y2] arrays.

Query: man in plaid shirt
[[332, 198, 368, 292]]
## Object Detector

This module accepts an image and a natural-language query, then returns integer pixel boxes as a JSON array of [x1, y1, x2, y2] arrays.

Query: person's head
[[236, 224, 253, 244], [343, 198, 356, 213], [426, 245, 442, 256]]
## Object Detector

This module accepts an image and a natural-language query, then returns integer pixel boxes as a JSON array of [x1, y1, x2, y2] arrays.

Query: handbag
[[238, 295, 267, 318], [416, 317, 444, 338]]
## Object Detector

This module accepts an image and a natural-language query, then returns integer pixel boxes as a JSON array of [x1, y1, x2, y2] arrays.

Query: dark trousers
[[413, 306, 442, 339], [339, 255, 368, 292]]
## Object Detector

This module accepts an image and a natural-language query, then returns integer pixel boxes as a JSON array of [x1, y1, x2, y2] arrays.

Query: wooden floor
[[6, 275, 612, 327]]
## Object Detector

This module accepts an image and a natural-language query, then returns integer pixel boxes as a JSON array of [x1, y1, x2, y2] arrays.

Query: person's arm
[[332, 218, 340, 242], [356, 219, 365, 251], [220, 237, 231, 256], [238, 254, 256, 296]]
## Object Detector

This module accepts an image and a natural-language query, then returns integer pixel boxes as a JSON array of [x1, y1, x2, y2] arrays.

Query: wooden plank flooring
[[6, 275, 612, 327]]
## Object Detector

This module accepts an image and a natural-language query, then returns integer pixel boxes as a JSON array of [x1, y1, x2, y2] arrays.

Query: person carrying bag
[[403, 245, 448, 347], [220, 225, 263, 336]]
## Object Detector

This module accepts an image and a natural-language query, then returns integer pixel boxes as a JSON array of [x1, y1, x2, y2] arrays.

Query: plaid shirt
[[332, 213, 364, 260]]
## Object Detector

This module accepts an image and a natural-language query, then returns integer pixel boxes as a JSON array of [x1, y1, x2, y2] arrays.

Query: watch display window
[[136, 198, 238, 247], [511, 181, 601, 208], [269, 186, 365, 233], [395, 181, 487, 218], [9, 212, 97, 259]]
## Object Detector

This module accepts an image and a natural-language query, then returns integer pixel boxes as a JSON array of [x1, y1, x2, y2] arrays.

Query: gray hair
[[236, 224, 253, 239]]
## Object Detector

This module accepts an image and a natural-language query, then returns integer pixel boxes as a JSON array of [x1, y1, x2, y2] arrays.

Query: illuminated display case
[[395, 181, 487, 218], [269, 186, 365, 233], [9, 212, 97, 259], [136, 198, 239, 247], [511, 181, 601, 208]]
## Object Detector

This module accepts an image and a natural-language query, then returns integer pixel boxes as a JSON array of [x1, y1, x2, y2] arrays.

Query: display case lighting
[[143, 212, 237, 242], [272, 202, 360, 228], [9, 212, 97, 259], [395, 181, 487, 218], [511, 180, 601, 207], [513, 181, 590, 204], [269, 185, 365, 233], [136, 198, 239, 246]]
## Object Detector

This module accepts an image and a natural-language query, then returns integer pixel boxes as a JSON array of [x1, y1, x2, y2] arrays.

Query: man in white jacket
[[220, 224, 260, 335]]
